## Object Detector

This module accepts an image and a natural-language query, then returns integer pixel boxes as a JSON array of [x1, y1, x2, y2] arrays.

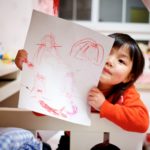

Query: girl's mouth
[[103, 67, 112, 75]]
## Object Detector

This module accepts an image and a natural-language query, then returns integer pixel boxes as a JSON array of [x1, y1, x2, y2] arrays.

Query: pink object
[[142, 0, 150, 12], [34, 0, 59, 16]]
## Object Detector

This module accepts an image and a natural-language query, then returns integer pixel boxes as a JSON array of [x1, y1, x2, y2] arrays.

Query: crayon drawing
[[70, 38, 104, 65], [18, 10, 114, 125], [21, 33, 78, 118]]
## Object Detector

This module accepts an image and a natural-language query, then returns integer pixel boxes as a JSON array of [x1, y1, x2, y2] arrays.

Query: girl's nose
[[106, 56, 115, 67]]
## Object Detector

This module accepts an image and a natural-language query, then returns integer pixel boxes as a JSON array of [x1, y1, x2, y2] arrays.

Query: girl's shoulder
[[124, 85, 139, 94], [123, 85, 140, 99], [115, 85, 140, 105]]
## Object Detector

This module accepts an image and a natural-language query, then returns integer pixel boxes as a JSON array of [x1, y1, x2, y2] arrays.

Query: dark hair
[[106, 33, 145, 104], [91, 143, 120, 150]]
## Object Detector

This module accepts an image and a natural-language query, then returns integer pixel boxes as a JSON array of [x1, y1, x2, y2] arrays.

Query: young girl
[[87, 33, 149, 133], [15, 33, 149, 133]]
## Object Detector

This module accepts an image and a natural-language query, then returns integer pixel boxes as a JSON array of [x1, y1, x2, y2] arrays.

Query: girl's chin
[[99, 75, 114, 85], [100, 74, 111, 81]]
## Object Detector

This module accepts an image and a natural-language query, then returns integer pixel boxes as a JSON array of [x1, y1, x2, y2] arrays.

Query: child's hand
[[15, 49, 28, 70], [87, 87, 105, 111]]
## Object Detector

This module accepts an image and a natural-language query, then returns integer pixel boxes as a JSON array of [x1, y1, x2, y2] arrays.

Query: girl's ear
[[123, 74, 134, 83]]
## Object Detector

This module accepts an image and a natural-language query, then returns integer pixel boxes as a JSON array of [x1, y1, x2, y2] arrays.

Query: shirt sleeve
[[100, 86, 149, 133]]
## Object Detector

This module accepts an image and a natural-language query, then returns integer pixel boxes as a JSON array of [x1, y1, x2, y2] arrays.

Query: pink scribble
[[39, 100, 60, 116], [37, 34, 61, 50], [23, 70, 78, 118], [31, 33, 61, 67], [27, 62, 34, 68], [70, 38, 104, 65], [66, 101, 78, 115], [30, 73, 46, 99], [22, 33, 79, 119], [39, 100, 77, 118]]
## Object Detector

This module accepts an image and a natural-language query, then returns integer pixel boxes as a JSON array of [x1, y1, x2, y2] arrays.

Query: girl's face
[[100, 45, 133, 90]]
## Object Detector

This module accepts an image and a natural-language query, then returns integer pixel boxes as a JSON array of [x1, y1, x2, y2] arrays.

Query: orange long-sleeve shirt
[[100, 85, 149, 133]]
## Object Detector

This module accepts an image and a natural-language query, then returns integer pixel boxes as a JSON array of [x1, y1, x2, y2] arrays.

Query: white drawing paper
[[18, 10, 114, 126]]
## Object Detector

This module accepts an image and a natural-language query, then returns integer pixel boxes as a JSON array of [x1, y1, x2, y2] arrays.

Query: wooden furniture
[[0, 63, 20, 102], [0, 107, 147, 150]]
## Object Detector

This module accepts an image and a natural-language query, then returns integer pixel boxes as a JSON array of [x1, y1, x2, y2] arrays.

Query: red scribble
[[66, 102, 78, 115], [70, 38, 104, 65], [26, 33, 62, 99], [31, 33, 61, 67], [39, 100, 78, 118], [37, 34, 61, 50], [30, 73, 46, 99], [27, 62, 34, 68], [23, 33, 80, 119], [39, 100, 60, 116]]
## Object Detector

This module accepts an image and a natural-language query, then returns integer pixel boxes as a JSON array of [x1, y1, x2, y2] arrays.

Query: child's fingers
[[18, 49, 28, 58], [89, 87, 100, 95], [15, 57, 22, 70], [15, 49, 28, 70]]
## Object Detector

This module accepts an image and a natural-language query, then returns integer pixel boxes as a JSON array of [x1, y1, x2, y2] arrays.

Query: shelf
[[0, 63, 20, 102], [0, 108, 139, 131], [0, 77, 20, 102], [0, 63, 18, 77], [0, 107, 28, 111], [0, 107, 147, 150]]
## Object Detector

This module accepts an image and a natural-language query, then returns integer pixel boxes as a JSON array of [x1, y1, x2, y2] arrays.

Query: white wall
[[140, 90, 150, 112], [0, 0, 33, 57]]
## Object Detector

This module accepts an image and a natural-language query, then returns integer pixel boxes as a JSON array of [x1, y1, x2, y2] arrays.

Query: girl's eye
[[118, 59, 126, 64]]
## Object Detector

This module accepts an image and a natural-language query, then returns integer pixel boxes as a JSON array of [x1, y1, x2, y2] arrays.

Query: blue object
[[0, 53, 3, 59], [0, 127, 42, 150]]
